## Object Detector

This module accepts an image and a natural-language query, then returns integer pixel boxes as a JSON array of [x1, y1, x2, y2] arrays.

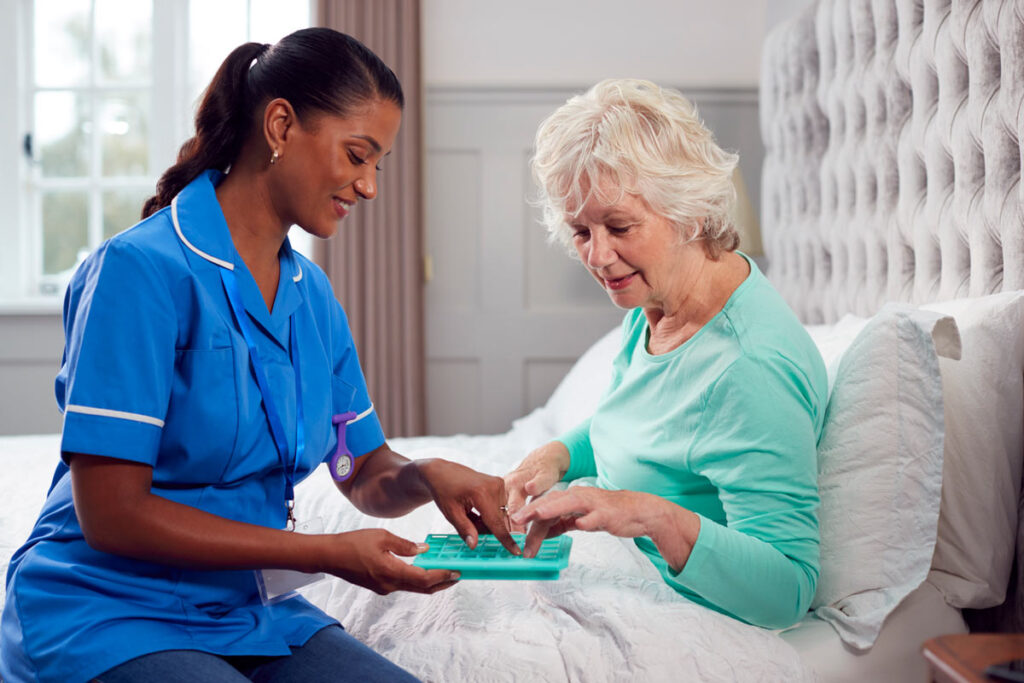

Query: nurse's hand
[[414, 458, 521, 556], [503, 441, 570, 532], [326, 528, 460, 595]]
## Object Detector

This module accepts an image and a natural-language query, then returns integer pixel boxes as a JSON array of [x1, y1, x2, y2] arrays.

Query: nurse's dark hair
[[141, 27, 403, 219]]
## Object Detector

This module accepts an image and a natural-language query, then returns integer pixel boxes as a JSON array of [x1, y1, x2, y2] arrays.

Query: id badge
[[255, 517, 329, 605]]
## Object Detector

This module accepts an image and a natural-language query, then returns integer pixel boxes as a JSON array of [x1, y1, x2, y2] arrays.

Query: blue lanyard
[[220, 267, 304, 527]]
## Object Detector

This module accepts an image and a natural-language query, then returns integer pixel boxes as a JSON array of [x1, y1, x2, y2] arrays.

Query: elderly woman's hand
[[414, 458, 521, 555], [510, 487, 702, 571], [503, 441, 571, 531]]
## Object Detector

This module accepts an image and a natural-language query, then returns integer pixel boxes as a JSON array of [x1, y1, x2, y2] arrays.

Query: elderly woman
[[505, 79, 827, 630]]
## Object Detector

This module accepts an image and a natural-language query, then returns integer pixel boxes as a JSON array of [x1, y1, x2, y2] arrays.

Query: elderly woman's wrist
[[542, 440, 571, 478], [646, 497, 700, 572]]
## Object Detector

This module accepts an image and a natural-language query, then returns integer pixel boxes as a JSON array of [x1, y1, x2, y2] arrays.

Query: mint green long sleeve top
[[558, 256, 827, 630]]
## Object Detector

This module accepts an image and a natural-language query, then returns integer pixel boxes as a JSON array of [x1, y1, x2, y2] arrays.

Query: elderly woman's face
[[567, 182, 694, 311]]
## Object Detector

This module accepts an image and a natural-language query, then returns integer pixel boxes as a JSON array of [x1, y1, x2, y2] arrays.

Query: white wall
[[418, 0, 778, 434], [422, 0, 769, 88], [0, 0, 810, 436]]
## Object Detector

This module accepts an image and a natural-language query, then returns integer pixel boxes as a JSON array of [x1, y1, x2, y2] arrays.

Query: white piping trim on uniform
[[293, 263, 303, 282], [66, 404, 165, 428], [349, 403, 375, 424], [171, 194, 235, 270]]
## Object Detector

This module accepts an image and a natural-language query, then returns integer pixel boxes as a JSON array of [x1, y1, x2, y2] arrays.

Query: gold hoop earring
[[270, 150, 279, 165]]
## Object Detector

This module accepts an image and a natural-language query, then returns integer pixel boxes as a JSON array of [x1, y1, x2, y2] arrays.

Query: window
[[2, 0, 313, 309]]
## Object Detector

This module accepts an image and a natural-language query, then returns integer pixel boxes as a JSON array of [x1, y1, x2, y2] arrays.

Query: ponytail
[[141, 29, 403, 219], [141, 42, 269, 218]]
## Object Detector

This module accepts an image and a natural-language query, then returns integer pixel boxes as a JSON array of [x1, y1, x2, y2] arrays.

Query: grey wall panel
[[425, 151, 482, 312], [0, 313, 63, 435], [424, 86, 761, 436], [524, 358, 575, 415], [425, 358, 481, 436]]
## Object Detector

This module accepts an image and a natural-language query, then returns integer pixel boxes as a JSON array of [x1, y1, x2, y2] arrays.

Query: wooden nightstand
[[923, 634, 1024, 683]]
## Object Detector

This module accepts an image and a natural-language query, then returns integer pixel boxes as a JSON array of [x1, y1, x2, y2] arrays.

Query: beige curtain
[[316, 0, 425, 436]]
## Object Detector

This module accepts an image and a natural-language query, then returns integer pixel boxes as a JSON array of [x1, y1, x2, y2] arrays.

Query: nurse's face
[[277, 98, 402, 239]]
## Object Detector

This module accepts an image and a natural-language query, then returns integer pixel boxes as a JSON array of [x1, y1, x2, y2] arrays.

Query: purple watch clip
[[330, 411, 358, 482]]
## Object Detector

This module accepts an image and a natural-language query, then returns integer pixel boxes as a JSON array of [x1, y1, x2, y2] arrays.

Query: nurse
[[1, 28, 516, 683]]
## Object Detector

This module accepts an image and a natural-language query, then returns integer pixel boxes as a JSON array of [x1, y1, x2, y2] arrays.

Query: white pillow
[[921, 290, 1024, 608], [804, 314, 869, 395], [542, 325, 621, 436], [810, 304, 960, 650]]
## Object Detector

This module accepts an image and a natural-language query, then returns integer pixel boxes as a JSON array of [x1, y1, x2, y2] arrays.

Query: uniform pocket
[[159, 347, 239, 483]]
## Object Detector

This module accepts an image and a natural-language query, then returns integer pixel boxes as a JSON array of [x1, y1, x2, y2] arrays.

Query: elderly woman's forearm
[[665, 517, 819, 629]]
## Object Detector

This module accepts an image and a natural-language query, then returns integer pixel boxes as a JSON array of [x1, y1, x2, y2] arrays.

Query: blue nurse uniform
[[0, 170, 387, 683]]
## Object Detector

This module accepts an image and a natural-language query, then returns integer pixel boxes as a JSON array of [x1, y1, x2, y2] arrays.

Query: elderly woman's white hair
[[531, 78, 740, 258]]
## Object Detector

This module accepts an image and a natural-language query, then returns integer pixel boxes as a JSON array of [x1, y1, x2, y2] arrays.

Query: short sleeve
[[328, 299, 385, 459], [57, 240, 177, 465]]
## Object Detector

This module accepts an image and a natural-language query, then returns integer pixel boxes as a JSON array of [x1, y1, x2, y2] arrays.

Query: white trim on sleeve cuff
[[66, 404, 165, 428], [349, 403, 375, 424]]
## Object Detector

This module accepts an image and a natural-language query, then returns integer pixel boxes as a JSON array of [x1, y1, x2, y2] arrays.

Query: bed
[[4, 0, 1024, 680]]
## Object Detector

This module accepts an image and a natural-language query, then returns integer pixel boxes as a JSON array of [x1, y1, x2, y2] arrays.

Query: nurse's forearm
[[69, 452, 328, 573], [339, 444, 433, 517]]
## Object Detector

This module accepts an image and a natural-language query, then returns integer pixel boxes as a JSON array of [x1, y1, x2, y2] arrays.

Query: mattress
[[781, 580, 967, 682]]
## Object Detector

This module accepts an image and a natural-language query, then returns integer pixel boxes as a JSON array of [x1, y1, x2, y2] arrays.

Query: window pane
[[103, 188, 150, 239], [100, 94, 149, 176], [36, 91, 90, 178], [250, 0, 310, 44], [96, 0, 152, 84], [34, 0, 91, 87], [43, 191, 90, 275], [189, 0, 246, 109]]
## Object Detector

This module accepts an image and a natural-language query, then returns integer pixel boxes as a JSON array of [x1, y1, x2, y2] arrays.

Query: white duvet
[[2, 420, 813, 682], [293, 414, 813, 683]]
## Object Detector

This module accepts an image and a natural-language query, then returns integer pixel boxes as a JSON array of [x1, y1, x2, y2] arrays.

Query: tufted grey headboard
[[760, 0, 1024, 324]]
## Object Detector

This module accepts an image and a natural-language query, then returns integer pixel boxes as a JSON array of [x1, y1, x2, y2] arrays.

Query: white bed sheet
[[1, 423, 964, 682]]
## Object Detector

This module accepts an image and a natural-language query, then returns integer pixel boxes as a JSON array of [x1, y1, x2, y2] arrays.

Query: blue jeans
[[90, 626, 421, 683]]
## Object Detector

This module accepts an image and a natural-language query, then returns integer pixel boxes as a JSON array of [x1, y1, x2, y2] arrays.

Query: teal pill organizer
[[413, 533, 572, 580]]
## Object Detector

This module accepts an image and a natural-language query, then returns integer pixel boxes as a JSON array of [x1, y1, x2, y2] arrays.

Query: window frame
[[1, 0, 313, 313]]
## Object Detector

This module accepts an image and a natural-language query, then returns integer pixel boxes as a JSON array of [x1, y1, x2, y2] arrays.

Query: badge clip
[[330, 411, 358, 482]]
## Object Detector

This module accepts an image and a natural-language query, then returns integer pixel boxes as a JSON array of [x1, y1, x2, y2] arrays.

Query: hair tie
[[249, 43, 272, 71]]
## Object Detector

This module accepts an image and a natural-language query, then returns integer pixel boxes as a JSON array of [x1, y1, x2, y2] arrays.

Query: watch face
[[333, 454, 353, 480]]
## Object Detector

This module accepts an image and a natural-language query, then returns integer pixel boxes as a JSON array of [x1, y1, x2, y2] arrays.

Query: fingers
[[442, 488, 520, 556], [522, 517, 554, 557], [377, 535, 460, 593], [424, 577, 461, 594], [382, 562, 460, 595], [503, 474, 530, 533], [511, 489, 585, 526], [383, 533, 430, 558], [523, 471, 552, 497], [445, 506, 481, 550], [474, 499, 521, 556], [503, 474, 528, 517]]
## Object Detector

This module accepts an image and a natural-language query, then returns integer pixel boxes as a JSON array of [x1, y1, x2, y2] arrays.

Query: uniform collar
[[171, 170, 304, 348]]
